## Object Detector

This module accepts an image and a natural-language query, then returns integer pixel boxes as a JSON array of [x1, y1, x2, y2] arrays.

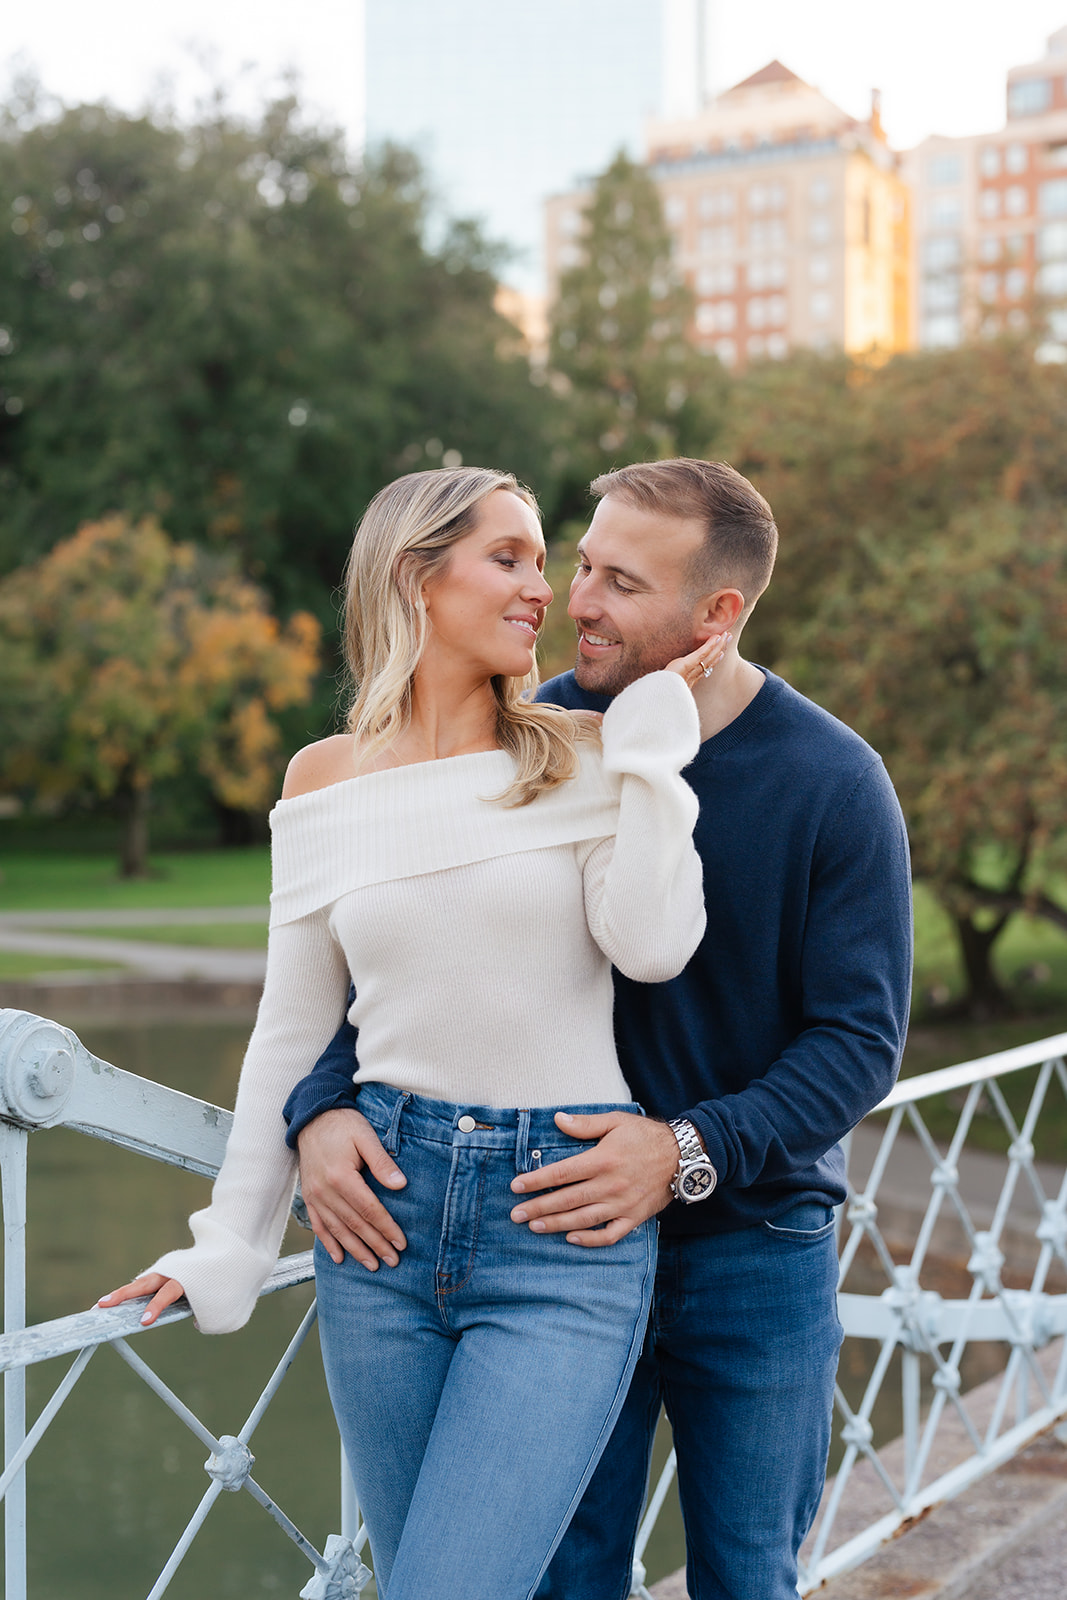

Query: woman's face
[[419, 490, 552, 680]]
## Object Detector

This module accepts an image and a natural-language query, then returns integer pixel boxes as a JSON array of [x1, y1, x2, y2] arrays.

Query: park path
[[0, 905, 268, 982]]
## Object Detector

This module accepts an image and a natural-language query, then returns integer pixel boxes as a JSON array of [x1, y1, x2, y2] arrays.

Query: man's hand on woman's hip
[[297, 1108, 407, 1269], [509, 1111, 679, 1245]]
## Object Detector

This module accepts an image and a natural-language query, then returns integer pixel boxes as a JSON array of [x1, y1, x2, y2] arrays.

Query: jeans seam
[[435, 1151, 487, 1304]]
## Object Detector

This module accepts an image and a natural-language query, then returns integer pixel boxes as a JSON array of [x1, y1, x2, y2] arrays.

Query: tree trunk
[[953, 911, 1014, 1020], [117, 781, 151, 878]]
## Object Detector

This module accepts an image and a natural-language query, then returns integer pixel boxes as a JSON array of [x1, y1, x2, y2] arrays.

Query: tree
[[0, 515, 320, 875], [0, 88, 555, 613], [547, 152, 726, 515], [722, 341, 1067, 1015]]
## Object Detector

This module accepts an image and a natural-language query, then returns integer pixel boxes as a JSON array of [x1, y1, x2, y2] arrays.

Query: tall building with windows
[[545, 60, 911, 368], [903, 26, 1067, 351]]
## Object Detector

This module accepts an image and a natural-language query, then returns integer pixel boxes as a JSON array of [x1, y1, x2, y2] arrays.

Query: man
[[283, 459, 912, 1600]]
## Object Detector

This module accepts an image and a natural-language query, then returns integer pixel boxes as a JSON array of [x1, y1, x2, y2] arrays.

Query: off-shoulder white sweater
[[151, 672, 704, 1333]]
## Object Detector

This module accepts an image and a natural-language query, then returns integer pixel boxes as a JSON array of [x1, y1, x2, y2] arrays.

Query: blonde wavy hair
[[343, 467, 593, 806]]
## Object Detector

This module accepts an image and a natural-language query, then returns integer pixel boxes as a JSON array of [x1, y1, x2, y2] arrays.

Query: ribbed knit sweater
[[150, 671, 704, 1333]]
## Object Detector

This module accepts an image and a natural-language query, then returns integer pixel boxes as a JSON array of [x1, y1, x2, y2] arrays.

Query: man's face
[[568, 496, 707, 695]]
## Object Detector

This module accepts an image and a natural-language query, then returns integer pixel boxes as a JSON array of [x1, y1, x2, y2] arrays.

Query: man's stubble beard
[[572, 619, 700, 697]]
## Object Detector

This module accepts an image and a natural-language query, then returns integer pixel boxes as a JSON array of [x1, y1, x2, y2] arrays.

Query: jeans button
[[457, 1115, 476, 1133]]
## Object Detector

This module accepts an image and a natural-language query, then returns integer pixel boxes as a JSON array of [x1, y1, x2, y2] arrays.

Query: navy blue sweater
[[284, 668, 912, 1236]]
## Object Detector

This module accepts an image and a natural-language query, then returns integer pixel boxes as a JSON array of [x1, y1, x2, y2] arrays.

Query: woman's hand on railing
[[98, 1272, 186, 1326]]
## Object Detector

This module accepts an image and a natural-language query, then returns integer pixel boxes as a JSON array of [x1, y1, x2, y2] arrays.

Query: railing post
[[340, 1445, 359, 1543], [1, 1121, 29, 1600]]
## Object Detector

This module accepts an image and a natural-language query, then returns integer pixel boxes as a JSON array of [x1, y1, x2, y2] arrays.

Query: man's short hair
[[590, 459, 778, 613]]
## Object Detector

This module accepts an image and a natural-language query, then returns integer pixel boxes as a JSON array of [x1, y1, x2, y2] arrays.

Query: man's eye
[[612, 579, 635, 595]]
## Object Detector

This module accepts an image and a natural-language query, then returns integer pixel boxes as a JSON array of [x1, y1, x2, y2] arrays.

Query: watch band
[[667, 1116, 718, 1203]]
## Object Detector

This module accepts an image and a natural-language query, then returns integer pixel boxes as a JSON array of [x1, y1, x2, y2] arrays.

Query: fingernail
[[530, 1219, 547, 1232], [512, 1207, 529, 1222], [512, 1177, 525, 1191], [140, 1311, 153, 1325], [557, 1112, 574, 1124], [384, 1172, 405, 1188]]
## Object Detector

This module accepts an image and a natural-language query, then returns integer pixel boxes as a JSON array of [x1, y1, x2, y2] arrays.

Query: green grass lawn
[[0, 951, 124, 979], [0, 848, 271, 911], [48, 922, 269, 948]]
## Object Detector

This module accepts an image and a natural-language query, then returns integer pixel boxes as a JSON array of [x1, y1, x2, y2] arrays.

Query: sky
[[5, 0, 1067, 282]]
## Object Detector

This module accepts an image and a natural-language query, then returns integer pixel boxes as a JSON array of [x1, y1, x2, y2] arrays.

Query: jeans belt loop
[[384, 1091, 411, 1157], [514, 1107, 532, 1174]]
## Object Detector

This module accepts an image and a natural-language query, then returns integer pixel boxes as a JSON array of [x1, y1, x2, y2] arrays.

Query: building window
[[747, 335, 766, 359], [1008, 78, 1051, 118], [698, 225, 736, 255], [1037, 260, 1067, 294], [1006, 232, 1027, 257], [559, 244, 582, 269], [1047, 143, 1067, 167], [1005, 185, 1029, 216], [979, 272, 1000, 303], [696, 262, 736, 293], [1038, 221, 1067, 258], [810, 291, 832, 322], [1005, 267, 1028, 299], [767, 295, 787, 327], [749, 219, 787, 250], [809, 176, 831, 206], [1039, 179, 1067, 215], [714, 338, 737, 366], [978, 235, 1001, 262], [747, 297, 767, 329], [922, 235, 962, 271], [929, 192, 963, 228], [979, 147, 1001, 178], [1048, 308, 1067, 338], [665, 195, 687, 225], [766, 333, 789, 359], [749, 184, 768, 212], [767, 183, 786, 211], [979, 189, 1001, 219], [748, 258, 786, 289], [559, 210, 582, 237], [927, 154, 963, 185], [922, 314, 961, 346], [809, 214, 831, 244], [698, 189, 736, 219], [809, 255, 831, 283], [925, 278, 961, 311], [1005, 142, 1029, 174]]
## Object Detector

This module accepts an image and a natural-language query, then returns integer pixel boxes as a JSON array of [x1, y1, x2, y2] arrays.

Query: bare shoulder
[[282, 735, 357, 799]]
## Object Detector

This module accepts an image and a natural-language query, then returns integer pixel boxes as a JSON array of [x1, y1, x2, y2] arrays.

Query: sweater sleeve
[[580, 671, 705, 982], [149, 907, 350, 1334], [689, 760, 912, 1190]]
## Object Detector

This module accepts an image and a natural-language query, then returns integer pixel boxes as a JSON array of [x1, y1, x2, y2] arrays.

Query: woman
[[101, 467, 723, 1600]]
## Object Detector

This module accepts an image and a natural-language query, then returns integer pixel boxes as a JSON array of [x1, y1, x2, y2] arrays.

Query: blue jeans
[[536, 1203, 843, 1600], [314, 1084, 657, 1600]]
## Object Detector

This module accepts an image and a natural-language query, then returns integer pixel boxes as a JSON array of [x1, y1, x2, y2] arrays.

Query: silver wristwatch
[[667, 1117, 718, 1204]]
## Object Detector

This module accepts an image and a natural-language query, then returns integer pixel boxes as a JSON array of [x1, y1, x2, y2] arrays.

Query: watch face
[[680, 1165, 715, 1199]]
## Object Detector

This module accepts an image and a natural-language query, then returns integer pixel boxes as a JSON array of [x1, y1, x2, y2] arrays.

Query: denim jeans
[[314, 1083, 657, 1600], [536, 1202, 843, 1600]]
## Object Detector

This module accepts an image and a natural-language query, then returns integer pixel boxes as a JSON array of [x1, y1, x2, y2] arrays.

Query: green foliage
[[547, 153, 726, 512], [722, 342, 1067, 1014], [0, 515, 320, 874], [0, 92, 553, 611]]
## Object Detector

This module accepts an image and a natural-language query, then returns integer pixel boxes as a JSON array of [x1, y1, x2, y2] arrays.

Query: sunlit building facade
[[545, 60, 911, 368], [903, 26, 1067, 351]]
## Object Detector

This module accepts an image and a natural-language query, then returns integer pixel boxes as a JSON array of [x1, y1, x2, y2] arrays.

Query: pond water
[[5, 1017, 1013, 1597]]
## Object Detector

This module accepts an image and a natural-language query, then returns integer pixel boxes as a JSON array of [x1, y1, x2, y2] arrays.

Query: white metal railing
[[0, 1007, 370, 1600], [629, 1031, 1067, 1597], [2, 1009, 1066, 1599]]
